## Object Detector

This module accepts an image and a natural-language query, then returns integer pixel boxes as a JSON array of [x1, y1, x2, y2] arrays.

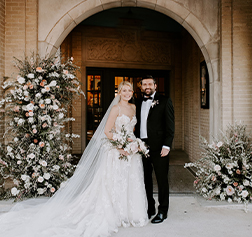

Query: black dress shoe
[[151, 212, 167, 224], [148, 211, 156, 219]]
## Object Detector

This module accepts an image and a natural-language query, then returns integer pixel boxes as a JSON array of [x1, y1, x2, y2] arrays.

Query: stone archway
[[38, 0, 220, 139]]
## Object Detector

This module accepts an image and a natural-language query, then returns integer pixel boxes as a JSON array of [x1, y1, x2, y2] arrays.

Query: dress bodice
[[114, 114, 137, 137]]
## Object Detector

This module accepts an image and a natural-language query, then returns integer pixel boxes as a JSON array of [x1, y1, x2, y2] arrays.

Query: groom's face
[[141, 78, 157, 97]]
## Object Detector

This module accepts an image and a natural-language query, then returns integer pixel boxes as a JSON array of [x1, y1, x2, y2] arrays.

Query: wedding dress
[[0, 95, 148, 237]]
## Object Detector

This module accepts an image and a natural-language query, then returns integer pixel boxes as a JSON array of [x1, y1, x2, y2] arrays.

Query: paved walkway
[[116, 194, 252, 237], [1, 194, 251, 237]]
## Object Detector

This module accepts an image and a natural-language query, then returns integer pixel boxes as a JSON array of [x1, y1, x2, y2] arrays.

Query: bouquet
[[108, 125, 149, 161]]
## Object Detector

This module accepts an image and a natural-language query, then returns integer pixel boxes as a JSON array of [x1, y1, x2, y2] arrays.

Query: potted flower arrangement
[[0, 54, 84, 201], [185, 123, 252, 211]]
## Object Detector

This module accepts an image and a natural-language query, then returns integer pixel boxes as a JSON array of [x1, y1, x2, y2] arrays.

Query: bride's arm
[[104, 105, 118, 139]]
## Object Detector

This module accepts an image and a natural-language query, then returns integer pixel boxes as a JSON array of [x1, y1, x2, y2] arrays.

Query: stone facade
[[0, 0, 251, 162], [0, 0, 5, 143], [221, 0, 252, 131]]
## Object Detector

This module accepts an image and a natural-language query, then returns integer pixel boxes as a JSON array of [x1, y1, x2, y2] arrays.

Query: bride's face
[[119, 85, 133, 101]]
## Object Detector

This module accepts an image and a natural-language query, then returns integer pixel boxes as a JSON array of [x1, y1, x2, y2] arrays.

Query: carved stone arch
[[38, 0, 220, 138]]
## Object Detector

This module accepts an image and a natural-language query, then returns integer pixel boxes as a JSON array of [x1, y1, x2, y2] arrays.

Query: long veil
[[0, 95, 121, 236]]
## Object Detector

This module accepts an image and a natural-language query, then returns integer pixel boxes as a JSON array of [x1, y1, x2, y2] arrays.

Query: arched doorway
[[38, 1, 220, 162]]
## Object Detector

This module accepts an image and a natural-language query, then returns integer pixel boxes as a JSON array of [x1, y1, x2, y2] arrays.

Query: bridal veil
[[0, 95, 121, 236]]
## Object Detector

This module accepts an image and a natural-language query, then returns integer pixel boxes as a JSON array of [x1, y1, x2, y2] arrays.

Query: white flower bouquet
[[107, 125, 149, 161], [185, 122, 252, 208], [0, 54, 84, 201]]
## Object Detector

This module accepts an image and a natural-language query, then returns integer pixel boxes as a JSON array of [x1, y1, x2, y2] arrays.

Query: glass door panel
[[86, 74, 102, 143]]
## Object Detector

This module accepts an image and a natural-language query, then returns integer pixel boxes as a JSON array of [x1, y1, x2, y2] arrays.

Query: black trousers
[[142, 139, 170, 215]]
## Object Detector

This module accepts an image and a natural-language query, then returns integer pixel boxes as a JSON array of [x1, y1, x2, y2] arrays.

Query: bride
[[0, 81, 148, 237]]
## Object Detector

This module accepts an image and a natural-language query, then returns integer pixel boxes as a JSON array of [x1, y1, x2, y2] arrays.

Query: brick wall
[[232, 0, 252, 131], [182, 31, 209, 162], [69, 30, 82, 154], [5, 0, 37, 77], [0, 0, 5, 143], [221, 0, 252, 131], [173, 39, 183, 150]]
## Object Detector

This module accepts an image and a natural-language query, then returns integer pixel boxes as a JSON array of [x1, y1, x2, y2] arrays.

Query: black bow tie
[[143, 97, 153, 102]]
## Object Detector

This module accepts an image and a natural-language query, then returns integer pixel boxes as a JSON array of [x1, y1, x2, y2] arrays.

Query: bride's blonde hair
[[118, 81, 133, 93]]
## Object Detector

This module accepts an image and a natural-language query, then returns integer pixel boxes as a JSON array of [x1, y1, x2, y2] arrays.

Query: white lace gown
[[0, 114, 148, 237]]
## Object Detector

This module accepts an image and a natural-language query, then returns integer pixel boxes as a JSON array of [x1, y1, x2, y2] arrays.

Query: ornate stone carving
[[86, 29, 171, 65]]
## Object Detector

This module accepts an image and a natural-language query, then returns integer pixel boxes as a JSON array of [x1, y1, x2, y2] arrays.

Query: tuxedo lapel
[[147, 92, 160, 119]]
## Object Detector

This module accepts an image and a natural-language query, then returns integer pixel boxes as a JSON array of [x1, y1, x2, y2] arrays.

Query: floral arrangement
[[107, 125, 149, 161], [0, 54, 84, 201], [185, 122, 252, 209]]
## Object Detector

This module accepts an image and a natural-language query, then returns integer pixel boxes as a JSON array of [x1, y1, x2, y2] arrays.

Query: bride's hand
[[118, 149, 129, 156]]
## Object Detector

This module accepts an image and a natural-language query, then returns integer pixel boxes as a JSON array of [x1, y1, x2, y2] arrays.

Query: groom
[[135, 75, 174, 224]]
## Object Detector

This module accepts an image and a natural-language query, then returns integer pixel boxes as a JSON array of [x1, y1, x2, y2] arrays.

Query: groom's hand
[[160, 147, 169, 157]]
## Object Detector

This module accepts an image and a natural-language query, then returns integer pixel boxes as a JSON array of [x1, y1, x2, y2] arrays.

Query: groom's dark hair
[[141, 75, 156, 85]]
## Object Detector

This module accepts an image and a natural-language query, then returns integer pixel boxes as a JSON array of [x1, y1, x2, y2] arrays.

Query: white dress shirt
[[140, 91, 170, 151], [140, 92, 155, 139]]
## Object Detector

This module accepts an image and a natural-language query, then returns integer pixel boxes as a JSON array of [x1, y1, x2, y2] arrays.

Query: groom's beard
[[143, 88, 155, 97]]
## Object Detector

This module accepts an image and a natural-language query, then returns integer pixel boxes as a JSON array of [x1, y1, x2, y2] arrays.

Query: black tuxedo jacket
[[135, 93, 175, 152]]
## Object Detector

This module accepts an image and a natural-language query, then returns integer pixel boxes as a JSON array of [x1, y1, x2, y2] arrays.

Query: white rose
[[17, 160, 22, 165], [241, 190, 249, 198], [226, 185, 235, 196], [129, 141, 139, 154], [7, 146, 12, 152], [21, 174, 29, 181], [39, 160, 47, 167], [53, 165, 60, 171], [28, 117, 34, 123], [11, 187, 20, 196], [243, 180, 250, 186], [18, 119, 25, 125], [228, 198, 233, 203], [35, 93, 42, 98], [58, 113, 64, 119], [26, 103, 34, 111], [49, 80, 57, 87], [14, 137, 19, 142], [224, 177, 230, 184], [37, 176, 44, 183], [214, 165, 221, 172], [37, 188, 45, 195], [45, 98, 51, 104], [43, 173, 51, 180], [27, 73, 34, 79], [216, 141, 223, 148], [215, 187, 221, 195], [49, 134, 54, 139], [17, 76, 26, 84], [52, 104, 59, 110], [226, 163, 234, 170], [220, 193, 225, 201]]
